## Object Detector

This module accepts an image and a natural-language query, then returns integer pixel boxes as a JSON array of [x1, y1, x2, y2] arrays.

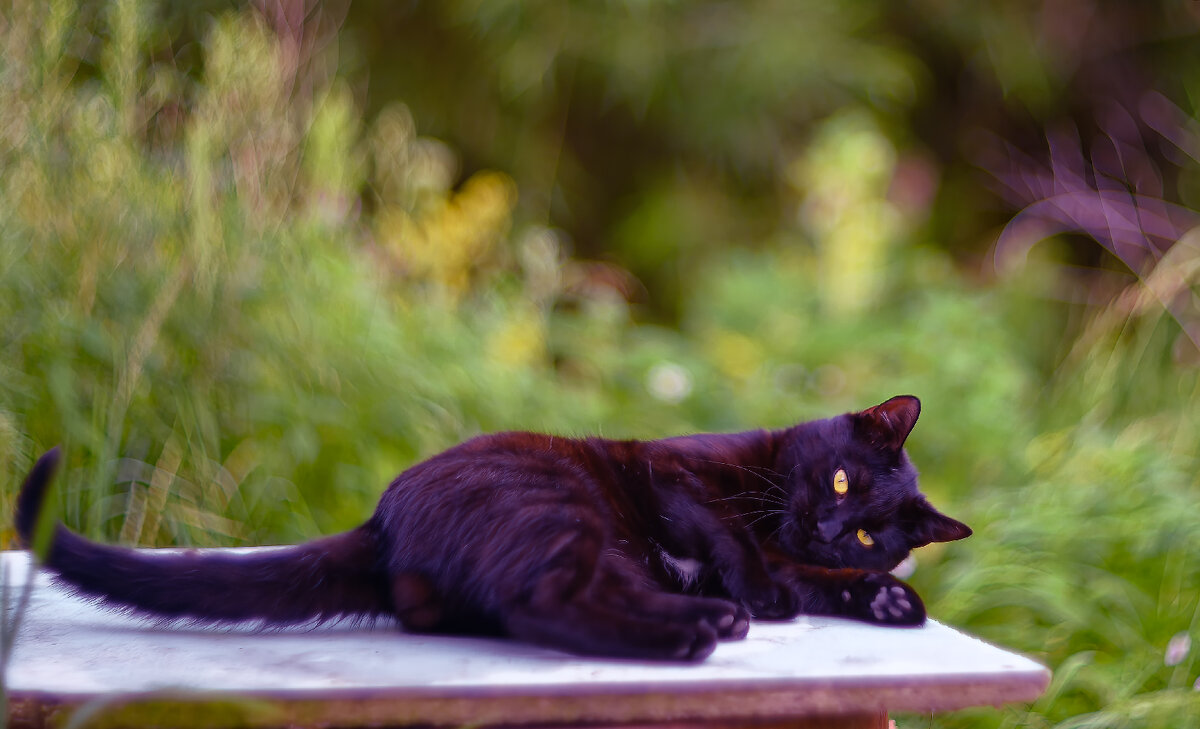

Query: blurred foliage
[[1, 1, 1200, 728]]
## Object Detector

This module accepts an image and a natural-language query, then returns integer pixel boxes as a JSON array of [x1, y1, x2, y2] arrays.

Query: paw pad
[[869, 585, 914, 620], [848, 574, 925, 626]]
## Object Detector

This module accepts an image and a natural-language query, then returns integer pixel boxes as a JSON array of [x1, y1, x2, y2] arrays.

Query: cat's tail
[[15, 448, 392, 625]]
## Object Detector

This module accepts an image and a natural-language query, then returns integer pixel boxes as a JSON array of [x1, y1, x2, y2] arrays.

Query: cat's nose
[[817, 517, 844, 543]]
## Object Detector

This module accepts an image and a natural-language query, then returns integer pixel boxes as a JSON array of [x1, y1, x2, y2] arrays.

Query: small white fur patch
[[659, 550, 704, 589]]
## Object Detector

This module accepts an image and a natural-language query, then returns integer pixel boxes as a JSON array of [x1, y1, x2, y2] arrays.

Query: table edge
[[8, 668, 1051, 728]]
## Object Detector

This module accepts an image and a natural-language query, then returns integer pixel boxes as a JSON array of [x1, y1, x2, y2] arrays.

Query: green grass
[[2, 2, 1200, 728]]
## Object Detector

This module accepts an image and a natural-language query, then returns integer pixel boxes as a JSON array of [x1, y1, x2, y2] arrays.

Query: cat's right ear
[[854, 395, 921, 451]]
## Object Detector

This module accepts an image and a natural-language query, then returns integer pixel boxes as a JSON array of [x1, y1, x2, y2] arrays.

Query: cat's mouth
[[800, 542, 848, 569], [778, 520, 847, 569]]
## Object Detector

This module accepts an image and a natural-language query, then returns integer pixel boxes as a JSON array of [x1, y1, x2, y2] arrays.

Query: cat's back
[[376, 430, 625, 509], [367, 431, 652, 598]]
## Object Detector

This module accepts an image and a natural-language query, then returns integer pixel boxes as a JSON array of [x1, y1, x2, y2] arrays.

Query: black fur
[[16, 395, 970, 660]]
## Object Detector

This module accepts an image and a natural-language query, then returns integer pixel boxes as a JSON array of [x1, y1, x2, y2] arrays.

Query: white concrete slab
[[3, 549, 1049, 728]]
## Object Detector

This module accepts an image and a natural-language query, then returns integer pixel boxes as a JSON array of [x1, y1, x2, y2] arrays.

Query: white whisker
[[691, 458, 785, 491], [744, 512, 785, 530]]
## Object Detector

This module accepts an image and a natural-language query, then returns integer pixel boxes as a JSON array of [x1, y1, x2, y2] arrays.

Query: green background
[[3, 1, 1200, 726]]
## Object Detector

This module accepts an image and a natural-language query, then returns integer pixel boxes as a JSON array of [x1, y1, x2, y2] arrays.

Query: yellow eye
[[856, 529, 874, 547], [833, 468, 849, 496]]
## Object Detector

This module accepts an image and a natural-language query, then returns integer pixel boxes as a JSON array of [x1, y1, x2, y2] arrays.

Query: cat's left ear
[[855, 395, 921, 451], [901, 498, 972, 547]]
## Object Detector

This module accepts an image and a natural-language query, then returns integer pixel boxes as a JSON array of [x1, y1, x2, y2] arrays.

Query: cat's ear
[[855, 395, 921, 451], [901, 498, 972, 548]]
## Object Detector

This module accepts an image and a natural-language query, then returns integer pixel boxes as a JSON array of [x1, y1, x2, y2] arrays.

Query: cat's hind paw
[[710, 603, 751, 640], [662, 621, 720, 661], [672, 597, 749, 640]]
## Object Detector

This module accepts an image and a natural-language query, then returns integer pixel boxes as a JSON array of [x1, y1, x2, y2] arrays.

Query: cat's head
[[775, 395, 971, 571]]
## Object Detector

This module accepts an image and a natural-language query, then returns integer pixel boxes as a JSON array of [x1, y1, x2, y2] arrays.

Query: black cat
[[15, 395, 970, 661]]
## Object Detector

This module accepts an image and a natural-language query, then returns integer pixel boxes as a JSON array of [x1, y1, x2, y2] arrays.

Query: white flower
[[646, 362, 693, 404], [1165, 632, 1191, 667]]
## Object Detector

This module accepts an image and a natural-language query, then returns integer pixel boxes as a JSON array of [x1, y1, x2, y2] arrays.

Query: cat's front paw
[[741, 579, 801, 621], [840, 573, 926, 626]]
